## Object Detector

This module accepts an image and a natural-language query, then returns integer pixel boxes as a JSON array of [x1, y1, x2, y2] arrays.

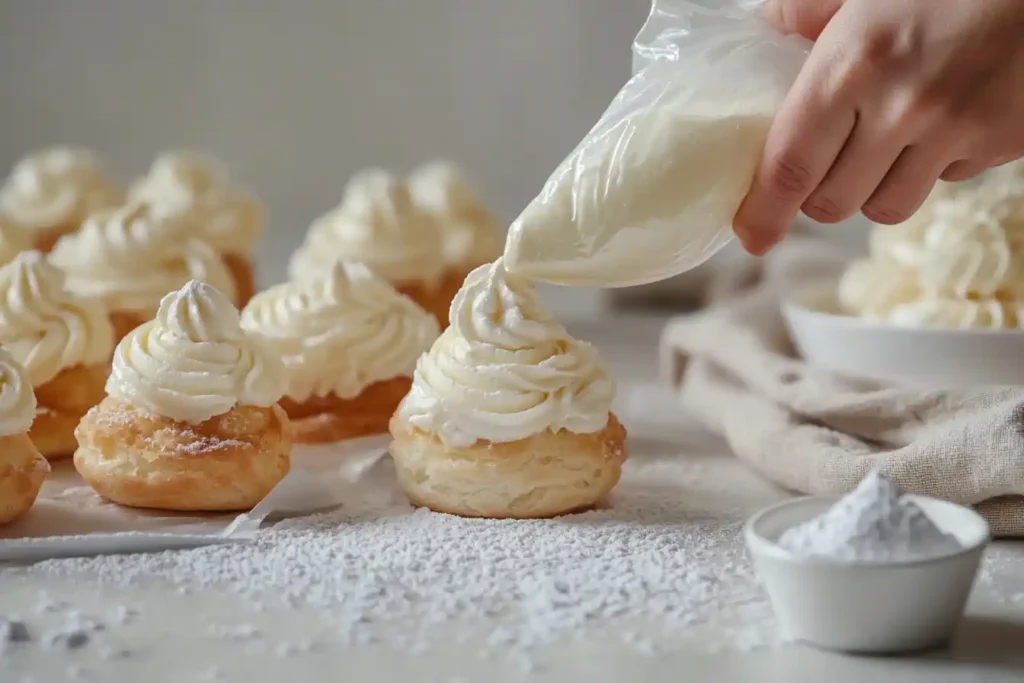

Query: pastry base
[[388, 412, 628, 519], [224, 252, 256, 307], [280, 376, 412, 444], [31, 363, 109, 461], [0, 433, 50, 525], [74, 397, 292, 512], [397, 269, 465, 328], [110, 310, 147, 342]]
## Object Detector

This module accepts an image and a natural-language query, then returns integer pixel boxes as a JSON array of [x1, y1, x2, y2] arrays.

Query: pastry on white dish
[[0, 347, 49, 525]]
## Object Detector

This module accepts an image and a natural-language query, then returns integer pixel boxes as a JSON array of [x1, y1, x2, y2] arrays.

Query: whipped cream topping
[[129, 151, 264, 255], [50, 200, 237, 315], [0, 147, 122, 234], [0, 347, 38, 436], [842, 173, 1024, 329], [288, 169, 445, 285], [888, 298, 1020, 329], [107, 280, 286, 423], [396, 259, 615, 447], [0, 251, 114, 386], [0, 219, 30, 266], [408, 161, 501, 269], [241, 261, 439, 401]]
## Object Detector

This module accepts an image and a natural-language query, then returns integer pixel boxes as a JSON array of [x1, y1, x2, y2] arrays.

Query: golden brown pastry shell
[[396, 269, 465, 328], [280, 376, 412, 444], [388, 412, 627, 519], [31, 363, 109, 461], [0, 432, 50, 525], [223, 252, 255, 308], [73, 397, 292, 512]]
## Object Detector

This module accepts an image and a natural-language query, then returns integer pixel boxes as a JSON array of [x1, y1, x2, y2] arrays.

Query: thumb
[[762, 0, 846, 41]]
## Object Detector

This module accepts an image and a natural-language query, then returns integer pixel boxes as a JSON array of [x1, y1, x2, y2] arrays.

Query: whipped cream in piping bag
[[0, 347, 38, 436], [50, 200, 238, 315], [288, 169, 445, 286], [408, 161, 501, 270], [0, 251, 115, 386], [396, 259, 615, 447], [0, 147, 122, 234], [130, 151, 264, 256], [107, 280, 286, 423], [240, 260, 439, 402]]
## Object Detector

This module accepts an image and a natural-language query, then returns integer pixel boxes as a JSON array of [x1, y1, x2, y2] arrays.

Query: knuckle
[[802, 195, 851, 224], [765, 154, 816, 197]]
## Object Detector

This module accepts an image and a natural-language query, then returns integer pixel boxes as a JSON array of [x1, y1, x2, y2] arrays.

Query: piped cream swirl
[[288, 169, 445, 285], [408, 161, 501, 269], [107, 280, 286, 423], [396, 259, 615, 447], [0, 147, 122, 233], [50, 200, 237, 315], [129, 151, 264, 255], [0, 347, 37, 436], [0, 251, 114, 386], [0, 219, 31, 266], [241, 261, 439, 401]]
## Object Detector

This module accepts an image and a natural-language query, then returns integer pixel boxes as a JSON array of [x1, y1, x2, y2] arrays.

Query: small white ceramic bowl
[[782, 281, 1024, 387], [745, 495, 990, 654]]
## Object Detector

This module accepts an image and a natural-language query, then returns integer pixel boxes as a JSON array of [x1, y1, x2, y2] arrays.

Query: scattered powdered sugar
[[778, 470, 963, 562], [23, 441, 787, 658], [1, 617, 31, 645]]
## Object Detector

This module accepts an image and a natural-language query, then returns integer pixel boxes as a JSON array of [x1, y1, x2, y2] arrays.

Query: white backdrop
[[0, 0, 648, 310]]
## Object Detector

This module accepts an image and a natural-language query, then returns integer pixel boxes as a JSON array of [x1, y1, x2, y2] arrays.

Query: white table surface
[[2, 313, 1023, 683]]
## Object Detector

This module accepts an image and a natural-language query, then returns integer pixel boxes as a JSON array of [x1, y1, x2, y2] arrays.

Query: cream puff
[[408, 160, 502, 320], [287, 169, 450, 325], [74, 280, 290, 511], [50, 199, 237, 340], [129, 151, 264, 305], [241, 260, 439, 443], [0, 147, 123, 252], [0, 348, 50, 525], [389, 258, 626, 519], [0, 251, 115, 459]]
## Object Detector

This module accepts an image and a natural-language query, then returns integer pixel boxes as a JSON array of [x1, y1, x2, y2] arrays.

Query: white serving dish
[[782, 281, 1024, 387], [745, 494, 990, 654]]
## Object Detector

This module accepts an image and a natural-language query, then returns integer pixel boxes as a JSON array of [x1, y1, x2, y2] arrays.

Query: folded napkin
[[659, 238, 1024, 537]]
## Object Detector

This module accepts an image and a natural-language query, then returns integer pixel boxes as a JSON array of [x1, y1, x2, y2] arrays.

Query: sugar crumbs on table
[[24, 454, 785, 658]]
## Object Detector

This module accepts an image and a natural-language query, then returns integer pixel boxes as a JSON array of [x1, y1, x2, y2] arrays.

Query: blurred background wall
[[0, 0, 649, 310]]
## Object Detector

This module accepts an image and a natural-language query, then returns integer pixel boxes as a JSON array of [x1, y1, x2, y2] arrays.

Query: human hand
[[733, 0, 1024, 255]]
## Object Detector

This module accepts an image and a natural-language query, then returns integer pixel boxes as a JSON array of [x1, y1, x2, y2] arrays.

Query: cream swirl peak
[[130, 151, 264, 255], [107, 280, 286, 423], [408, 161, 501, 268], [0, 347, 38, 436], [241, 261, 439, 401], [0, 147, 122, 233], [50, 200, 237, 315], [288, 169, 445, 285], [396, 259, 615, 447], [0, 251, 114, 386]]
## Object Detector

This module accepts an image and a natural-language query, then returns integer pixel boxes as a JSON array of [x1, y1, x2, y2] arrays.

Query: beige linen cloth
[[659, 238, 1024, 537]]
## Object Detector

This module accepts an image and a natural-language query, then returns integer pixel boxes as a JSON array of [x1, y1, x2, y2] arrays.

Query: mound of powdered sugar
[[778, 470, 963, 562], [23, 439, 787, 658]]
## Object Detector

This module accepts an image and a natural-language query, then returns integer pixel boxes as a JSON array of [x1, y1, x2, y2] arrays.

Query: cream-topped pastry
[[0, 347, 49, 525], [50, 199, 237, 340], [408, 161, 501, 270], [0, 147, 122, 252], [288, 169, 451, 325], [75, 280, 292, 511], [389, 259, 626, 519], [130, 151, 264, 305], [107, 280, 285, 424], [0, 251, 114, 458], [241, 260, 438, 442]]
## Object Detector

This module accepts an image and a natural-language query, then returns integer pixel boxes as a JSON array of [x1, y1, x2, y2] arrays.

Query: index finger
[[733, 45, 857, 254]]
